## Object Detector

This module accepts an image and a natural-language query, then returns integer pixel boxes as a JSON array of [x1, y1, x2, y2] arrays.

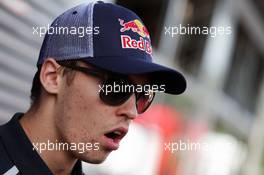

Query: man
[[0, 1, 186, 175]]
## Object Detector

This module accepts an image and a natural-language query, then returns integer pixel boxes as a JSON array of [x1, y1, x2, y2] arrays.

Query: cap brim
[[84, 56, 186, 94]]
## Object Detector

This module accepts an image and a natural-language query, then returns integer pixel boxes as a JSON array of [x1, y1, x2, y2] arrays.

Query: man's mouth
[[103, 127, 128, 150]]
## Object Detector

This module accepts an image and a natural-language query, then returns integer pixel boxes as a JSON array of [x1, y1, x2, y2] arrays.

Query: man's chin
[[84, 158, 106, 164], [78, 151, 110, 164], [81, 156, 107, 164]]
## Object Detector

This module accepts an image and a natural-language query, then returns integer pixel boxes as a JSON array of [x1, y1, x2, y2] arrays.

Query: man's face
[[55, 62, 148, 163]]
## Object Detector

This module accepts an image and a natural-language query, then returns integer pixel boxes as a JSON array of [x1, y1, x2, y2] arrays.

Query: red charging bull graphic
[[119, 19, 150, 38], [119, 19, 152, 55]]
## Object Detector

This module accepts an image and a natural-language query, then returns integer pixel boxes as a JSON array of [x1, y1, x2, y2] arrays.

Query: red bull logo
[[119, 19, 150, 38], [119, 19, 152, 55]]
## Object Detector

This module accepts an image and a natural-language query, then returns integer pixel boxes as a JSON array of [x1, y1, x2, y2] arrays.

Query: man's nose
[[116, 94, 138, 120]]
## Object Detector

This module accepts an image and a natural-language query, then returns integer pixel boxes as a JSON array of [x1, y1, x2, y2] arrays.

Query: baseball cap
[[37, 1, 186, 94]]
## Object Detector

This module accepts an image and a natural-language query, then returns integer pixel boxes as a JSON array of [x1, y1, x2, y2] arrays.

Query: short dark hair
[[30, 60, 80, 106]]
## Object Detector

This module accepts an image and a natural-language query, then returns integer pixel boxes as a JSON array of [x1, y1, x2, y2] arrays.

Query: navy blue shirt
[[0, 113, 83, 175]]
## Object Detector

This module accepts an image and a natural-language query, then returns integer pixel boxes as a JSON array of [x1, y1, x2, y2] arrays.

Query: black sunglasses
[[58, 62, 155, 114]]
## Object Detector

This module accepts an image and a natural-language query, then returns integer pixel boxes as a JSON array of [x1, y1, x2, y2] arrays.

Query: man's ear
[[39, 58, 62, 95]]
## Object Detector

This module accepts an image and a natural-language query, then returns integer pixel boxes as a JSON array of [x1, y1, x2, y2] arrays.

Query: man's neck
[[20, 105, 77, 175]]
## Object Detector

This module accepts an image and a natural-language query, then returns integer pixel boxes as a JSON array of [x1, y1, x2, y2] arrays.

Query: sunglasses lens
[[100, 77, 133, 106], [99, 75, 155, 114], [100, 91, 132, 106], [136, 91, 155, 114]]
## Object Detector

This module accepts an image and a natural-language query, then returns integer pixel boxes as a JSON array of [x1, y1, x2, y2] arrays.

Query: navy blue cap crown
[[37, 1, 186, 94]]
